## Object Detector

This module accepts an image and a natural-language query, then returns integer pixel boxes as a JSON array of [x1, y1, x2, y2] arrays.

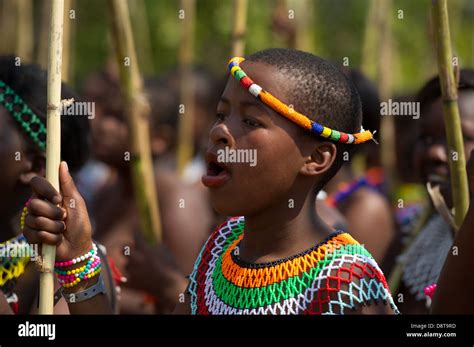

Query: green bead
[[234, 69, 246, 81], [330, 130, 341, 142]]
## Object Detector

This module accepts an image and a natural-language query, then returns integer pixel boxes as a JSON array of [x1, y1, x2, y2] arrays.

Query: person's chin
[[209, 191, 248, 217]]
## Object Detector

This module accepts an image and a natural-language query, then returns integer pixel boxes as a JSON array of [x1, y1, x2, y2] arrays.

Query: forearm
[[431, 200, 474, 314]]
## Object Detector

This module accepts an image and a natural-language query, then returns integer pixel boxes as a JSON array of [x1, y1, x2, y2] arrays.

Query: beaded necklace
[[0, 234, 30, 288], [189, 217, 399, 314], [0, 234, 31, 313]]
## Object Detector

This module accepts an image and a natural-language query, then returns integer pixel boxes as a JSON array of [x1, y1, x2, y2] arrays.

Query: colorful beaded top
[[188, 217, 399, 314], [1, 234, 31, 313], [228, 57, 375, 144]]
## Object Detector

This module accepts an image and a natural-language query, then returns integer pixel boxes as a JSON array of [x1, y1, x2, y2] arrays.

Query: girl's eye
[[216, 113, 226, 121], [423, 136, 434, 145], [463, 134, 474, 142], [243, 118, 260, 127]]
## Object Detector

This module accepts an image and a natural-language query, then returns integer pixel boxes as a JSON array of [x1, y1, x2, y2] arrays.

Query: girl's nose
[[209, 122, 235, 148]]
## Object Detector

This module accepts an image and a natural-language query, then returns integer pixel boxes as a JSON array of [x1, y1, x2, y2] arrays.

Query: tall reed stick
[[39, 0, 64, 315], [108, 0, 162, 243]]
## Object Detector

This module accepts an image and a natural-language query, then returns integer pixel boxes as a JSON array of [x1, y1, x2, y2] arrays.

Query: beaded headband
[[0, 80, 47, 151], [228, 57, 374, 144]]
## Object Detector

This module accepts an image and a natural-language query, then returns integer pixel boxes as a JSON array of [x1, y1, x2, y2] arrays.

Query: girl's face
[[414, 90, 474, 204], [202, 61, 316, 217], [0, 106, 34, 216], [89, 102, 129, 168]]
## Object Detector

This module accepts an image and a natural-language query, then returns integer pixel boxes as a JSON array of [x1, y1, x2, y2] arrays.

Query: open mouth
[[207, 161, 226, 176], [201, 153, 231, 188]]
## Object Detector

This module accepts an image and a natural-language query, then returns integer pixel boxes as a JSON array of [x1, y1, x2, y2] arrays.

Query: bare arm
[[431, 150, 474, 314], [431, 200, 474, 313]]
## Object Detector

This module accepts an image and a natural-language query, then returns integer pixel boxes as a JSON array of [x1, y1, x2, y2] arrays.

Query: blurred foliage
[[0, 0, 473, 96]]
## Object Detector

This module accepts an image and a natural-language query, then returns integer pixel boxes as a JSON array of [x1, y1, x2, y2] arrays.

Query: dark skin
[[176, 61, 393, 314], [84, 87, 211, 313], [414, 91, 474, 206], [0, 107, 71, 314], [432, 149, 474, 313], [397, 90, 474, 314], [21, 162, 112, 314], [0, 107, 44, 237], [324, 166, 396, 271]]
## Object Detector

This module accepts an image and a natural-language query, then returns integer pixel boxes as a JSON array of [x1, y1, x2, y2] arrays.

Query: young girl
[[23, 48, 399, 315], [0, 55, 104, 314]]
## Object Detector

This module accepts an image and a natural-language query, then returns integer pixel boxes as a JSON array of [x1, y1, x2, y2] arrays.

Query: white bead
[[347, 135, 355, 144], [72, 259, 77, 264], [249, 84, 262, 98]]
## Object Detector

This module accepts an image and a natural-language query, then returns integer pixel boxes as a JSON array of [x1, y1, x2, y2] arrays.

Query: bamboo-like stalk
[[176, 0, 196, 176], [61, 0, 74, 83], [128, 0, 155, 75], [37, 0, 52, 69], [361, 0, 396, 195], [361, 0, 378, 80], [432, 0, 469, 229], [16, 0, 34, 63], [40, 0, 64, 315], [107, 0, 162, 244], [288, 0, 313, 52], [231, 0, 248, 57], [0, 0, 17, 55]]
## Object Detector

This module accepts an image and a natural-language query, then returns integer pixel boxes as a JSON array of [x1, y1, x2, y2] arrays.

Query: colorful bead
[[188, 217, 399, 315], [19, 198, 32, 231], [54, 243, 97, 268], [0, 80, 46, 151], [227, 57, 375, 145], [248, 84, 262, 97], [424, 283, 437, 299]]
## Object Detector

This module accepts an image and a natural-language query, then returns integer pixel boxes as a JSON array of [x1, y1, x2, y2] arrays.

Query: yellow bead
[[321, 127, 332, 138], [230, 66, 240, 76]]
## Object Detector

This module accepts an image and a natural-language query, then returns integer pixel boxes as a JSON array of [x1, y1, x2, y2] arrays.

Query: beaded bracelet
[[57, 255, 102, 288], [228, 57, 375, 144], [54, 243, 98, 268], [20, 198, 32, 231]]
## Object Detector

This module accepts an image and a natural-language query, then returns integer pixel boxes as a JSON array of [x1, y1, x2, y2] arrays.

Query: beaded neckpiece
[[228, 57, 374, 144], [189, 217, 399, 314], [0, 234, 31, 290], [0, 80, 46, 151]]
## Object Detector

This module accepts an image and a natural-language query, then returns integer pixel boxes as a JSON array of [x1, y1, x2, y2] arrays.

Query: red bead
[[338, 132, 349, 143], [240, 76, 253, 89]]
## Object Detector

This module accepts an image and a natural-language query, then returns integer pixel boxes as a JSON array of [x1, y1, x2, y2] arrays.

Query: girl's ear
[[299, 141, 337, 177], [18, 151, 46, 185]]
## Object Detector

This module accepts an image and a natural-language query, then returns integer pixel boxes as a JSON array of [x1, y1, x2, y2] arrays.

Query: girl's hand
[[23, 162, 93, 261]]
